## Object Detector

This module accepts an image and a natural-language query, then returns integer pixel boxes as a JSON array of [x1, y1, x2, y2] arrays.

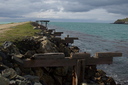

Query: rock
[[24, 75, 40, 83], [70, 46, 79, 53], [33, 36, 44, 41], [39, 36, 48, 41], [0, 51, 8, 61], [96, 70, 106, 77], [2, 68, 17, 79], [13, 54, 24, 58], [13, 75, 31, 85], [37, 39, 58, 53], [3, 41, 21, 55], [13, 37, 40, 54], [24, 50, 36, 58], [0, 75, 9, 85], [34, 82, 42, 85], [3, 41, 13, 49], [107, 77, 116, 85], [0, 64, 8, 72], [15, 79, 30, 85], [58, 43, 71, 57]]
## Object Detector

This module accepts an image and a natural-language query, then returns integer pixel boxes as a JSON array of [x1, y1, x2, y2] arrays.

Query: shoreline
[[0, 20, 124, 83]]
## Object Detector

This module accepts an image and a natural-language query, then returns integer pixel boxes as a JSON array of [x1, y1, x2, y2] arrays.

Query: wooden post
[[72, 66, 78, 85]]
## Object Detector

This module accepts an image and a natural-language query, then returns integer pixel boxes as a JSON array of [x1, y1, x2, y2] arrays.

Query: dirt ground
[[0, 22, 28, 34]]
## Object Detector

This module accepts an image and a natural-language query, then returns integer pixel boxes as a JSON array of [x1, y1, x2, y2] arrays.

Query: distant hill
[[114, 18, 128, 24]]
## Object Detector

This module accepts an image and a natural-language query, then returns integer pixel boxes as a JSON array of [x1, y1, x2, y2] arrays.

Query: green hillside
[[114, 18, 128, 24]]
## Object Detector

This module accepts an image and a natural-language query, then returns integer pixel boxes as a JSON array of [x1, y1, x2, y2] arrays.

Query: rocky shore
[[0, 21, 122, 85]]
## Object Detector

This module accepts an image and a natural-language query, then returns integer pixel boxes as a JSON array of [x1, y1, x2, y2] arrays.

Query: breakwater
[[0, 21, 122, 85]]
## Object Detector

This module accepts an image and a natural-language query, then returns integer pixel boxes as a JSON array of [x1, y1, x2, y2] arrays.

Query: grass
[[0, 22, 41, 45], [117, 18, 128, 22]]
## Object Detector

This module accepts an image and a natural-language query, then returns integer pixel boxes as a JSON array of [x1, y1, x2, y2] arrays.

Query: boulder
[[2, 68, 17, 79], [0, 75, 9, 85], [37, 39, 58, 53]]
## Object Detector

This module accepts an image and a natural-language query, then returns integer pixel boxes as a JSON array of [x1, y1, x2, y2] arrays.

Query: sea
[[0, 22, 11, 24], [48, 22, 128, 85]]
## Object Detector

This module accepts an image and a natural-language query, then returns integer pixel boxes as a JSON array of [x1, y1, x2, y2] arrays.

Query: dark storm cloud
[[0, 0, 59, 18], [62, 0, 128, 15], [0, 0, 127, 20]]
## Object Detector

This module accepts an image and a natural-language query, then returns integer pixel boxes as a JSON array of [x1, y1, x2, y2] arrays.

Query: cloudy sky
[[0, 0, 128, 23]]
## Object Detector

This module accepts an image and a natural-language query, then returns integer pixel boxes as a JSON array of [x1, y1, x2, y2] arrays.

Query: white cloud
[[23, 8, 126, 22]]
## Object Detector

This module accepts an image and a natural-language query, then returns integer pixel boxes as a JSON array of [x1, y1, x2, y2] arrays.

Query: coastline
[[0, 20, 124, 84]]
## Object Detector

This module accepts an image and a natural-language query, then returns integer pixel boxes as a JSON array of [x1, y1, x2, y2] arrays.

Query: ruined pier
[[0, 21, 122, 85]]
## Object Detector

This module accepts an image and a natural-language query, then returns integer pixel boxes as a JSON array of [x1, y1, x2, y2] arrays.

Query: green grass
[[0, 22, 41, 45], [117, 18, 128, 22]]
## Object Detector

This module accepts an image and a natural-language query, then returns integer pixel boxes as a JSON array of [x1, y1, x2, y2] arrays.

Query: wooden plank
[[72, 66, 77, 85], [52, 37, 61, 42], [71, 52, 90, 59], [85, 57, 113, 65], [23, 59, 77, 67], [53, 32, 63, 36], [76, 60, 85, 85], [95, 52, 122, 58], [64, 37, 78, 43], [65, 37, 78, 40], [47, 29, 55, 33], [33, 53, 65, 59]]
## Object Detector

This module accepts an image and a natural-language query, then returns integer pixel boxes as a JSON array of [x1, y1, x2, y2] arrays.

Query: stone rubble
[[0, 22, 119, 85]]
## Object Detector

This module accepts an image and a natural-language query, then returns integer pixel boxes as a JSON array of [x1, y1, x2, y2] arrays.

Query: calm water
[[0, 22, 11, 24], [49, 22, 128, 85]]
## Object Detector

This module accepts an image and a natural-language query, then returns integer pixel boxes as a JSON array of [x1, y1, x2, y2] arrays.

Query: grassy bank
[[0, 22, 41, 45]]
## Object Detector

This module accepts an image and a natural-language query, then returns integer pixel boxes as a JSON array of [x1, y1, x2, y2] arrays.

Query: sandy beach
[[0, 22, 28, 33]]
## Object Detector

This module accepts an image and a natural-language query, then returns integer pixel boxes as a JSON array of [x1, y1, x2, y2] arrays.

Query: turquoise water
[[0, 22, 12, 24], [49, 22, 128, 85], [50, 22, 128, 41]]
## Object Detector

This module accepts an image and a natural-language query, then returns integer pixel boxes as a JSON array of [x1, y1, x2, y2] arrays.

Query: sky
[[0, 0, 128, 23]]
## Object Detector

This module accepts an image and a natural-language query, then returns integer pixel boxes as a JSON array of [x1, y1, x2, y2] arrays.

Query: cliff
[[114, 18, 128, 24]]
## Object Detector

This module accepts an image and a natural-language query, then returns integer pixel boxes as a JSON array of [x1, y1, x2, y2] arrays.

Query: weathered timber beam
[[53, 32, 63, 36], [70, 52, 114, 65], [85, 57, 113, 65], [33, 53, 65, 59], [39, 20, 50, 22], [47, 29, 55, 33], [64, 37, 78, 43], [23, 59, 77, 67], [95, 52, 122, 58], [70, 52, 90, 59], [52, 37, 61, 42]]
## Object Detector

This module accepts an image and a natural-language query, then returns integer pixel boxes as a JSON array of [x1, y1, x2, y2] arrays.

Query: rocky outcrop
[[114, 18, 128, 24]]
